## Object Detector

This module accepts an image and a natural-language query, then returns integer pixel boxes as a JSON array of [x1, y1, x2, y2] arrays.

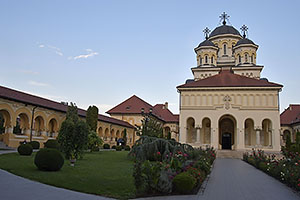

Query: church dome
[[209, 25, 241, 38], [235, 38, 256, 46], [197, 39, 215, 48]]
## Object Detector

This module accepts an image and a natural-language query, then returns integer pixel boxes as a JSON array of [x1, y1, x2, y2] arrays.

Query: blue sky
[[1, 0, 299, 114]]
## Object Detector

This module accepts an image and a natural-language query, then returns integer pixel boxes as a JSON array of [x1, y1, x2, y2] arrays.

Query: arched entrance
[[219, 115, 236, 150]]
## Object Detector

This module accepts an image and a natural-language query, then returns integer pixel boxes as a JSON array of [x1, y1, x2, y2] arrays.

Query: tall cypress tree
[[86, 105, 99, 132]]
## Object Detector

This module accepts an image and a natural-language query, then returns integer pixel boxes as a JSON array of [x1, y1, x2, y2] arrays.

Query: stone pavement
[[139, 158, 300, 200], [0, 169, 112, 200]]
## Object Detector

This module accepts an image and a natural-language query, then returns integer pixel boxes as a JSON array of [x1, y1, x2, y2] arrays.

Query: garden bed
[[243, 149, 300, 192]]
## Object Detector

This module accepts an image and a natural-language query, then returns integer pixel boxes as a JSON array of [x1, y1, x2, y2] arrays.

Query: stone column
[[268, 130, 272, 146], [237, 128, 245, 150], [256, 129, 261, 147], [196, 127, 201, 143]]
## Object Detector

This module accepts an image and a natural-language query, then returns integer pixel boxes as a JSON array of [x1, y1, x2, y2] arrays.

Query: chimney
[[164, 102, 168, 109]]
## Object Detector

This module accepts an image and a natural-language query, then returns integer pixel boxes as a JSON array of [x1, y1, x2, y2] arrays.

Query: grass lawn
[[0, 151, 136, 199]]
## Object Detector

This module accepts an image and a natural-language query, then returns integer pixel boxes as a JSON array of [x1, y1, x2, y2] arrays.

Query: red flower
[[298, 183, 300, 187], [157, 152, 161, 155]]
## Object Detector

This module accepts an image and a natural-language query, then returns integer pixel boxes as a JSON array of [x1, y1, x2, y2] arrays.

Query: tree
[[137, 116, 163, 138], [88, 131, 103, 151], [57, 103, 89, 159], [86, 105, 99, 132]]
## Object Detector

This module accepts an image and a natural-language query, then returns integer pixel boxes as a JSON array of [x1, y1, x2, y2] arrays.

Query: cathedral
[[177, 13, 283, 151]]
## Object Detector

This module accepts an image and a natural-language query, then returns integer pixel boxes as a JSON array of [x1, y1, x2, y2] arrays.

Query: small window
[[251, 55, 254, 63], [205, 55, 208, 64], [199, 56, 202, 65], [211, 56, 214, 64], [223, 44, 227, 55], [238, 55, 241, 63], [245, 54, 248, 63]]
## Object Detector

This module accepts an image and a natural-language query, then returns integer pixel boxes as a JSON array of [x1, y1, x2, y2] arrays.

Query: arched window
[[238, 55, 241, 63], [223, 44, 227, 55], [211, 56, 214, 64], [205, 55, 208, 64], [245, 53, 248, 63], [199, 56, 202, 65], [251, 55, 254, 63]]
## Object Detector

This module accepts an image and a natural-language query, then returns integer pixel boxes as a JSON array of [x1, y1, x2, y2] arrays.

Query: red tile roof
[[106, 95, 179, 123], [177, 69, 283, 89], [0, 85, 134, 129], [280, 105, 300, 125], [153, 104, 179, 123]]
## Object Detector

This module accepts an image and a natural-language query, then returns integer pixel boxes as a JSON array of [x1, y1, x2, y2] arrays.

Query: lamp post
[[30, 106, 38, 142]]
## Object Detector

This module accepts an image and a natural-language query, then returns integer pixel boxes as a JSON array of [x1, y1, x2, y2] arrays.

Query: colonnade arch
[[219, 115, 236, 150], [186, 117, 196, 143]]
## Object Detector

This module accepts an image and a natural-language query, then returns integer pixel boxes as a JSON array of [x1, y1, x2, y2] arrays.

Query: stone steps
[[216, 150, 244, 159]]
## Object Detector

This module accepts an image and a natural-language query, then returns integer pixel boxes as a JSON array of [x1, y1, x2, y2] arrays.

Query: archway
[[98, 127, 103, 139], [34, 116, 45, 136], [186, 117, 196, 143], [48, 118, 58, 137], [262, 119, 272, 146], [201, 118, 211, 144], [0, 109, 12, 132], [244, 118, 255, 146], [164, 126, 171, 139], [104, 128, 109, 141], [219, 115, 236, 150], [13, 113, 29, 135]]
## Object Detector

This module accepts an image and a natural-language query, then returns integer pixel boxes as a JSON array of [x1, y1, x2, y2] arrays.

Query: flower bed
[[243, 149, 300, 191], [129, 136, 216, 197]]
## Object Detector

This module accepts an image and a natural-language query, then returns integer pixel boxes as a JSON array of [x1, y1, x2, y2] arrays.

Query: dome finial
[[203, 27, 211, 39], [220, 12, 229, 25], [240, 25, 248, 38]]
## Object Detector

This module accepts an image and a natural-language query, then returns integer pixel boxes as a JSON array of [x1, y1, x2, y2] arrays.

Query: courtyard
[[0, 151, 299, 200]]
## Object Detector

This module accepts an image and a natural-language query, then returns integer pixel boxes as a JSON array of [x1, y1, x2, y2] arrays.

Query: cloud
[[28, 80, 50, 87], [38, 44, 63, 56], [18, 70, 39, 75], [71, 49, 99, 60]]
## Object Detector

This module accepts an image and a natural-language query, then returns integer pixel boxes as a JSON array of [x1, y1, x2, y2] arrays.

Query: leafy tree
[[57, 103, 89, 159], [285, 133, 291, 149], [136, 117, 163, 138], [88, 131, 103, 151], [86, 105, 98, 132]]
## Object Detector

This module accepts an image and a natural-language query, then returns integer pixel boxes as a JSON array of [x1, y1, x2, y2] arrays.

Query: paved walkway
[[0, 169, 112, 200], [139, 158, 300, 200]]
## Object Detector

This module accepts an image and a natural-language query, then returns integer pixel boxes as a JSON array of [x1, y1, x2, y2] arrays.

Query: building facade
[[177, 13, 283, 151], [107, 95, 179, 141], [280, 104, 300, 145], [0, 86, 136, 148]]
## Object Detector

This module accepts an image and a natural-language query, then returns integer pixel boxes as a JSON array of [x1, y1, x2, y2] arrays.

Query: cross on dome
[[219, 12, 230, 25], [240, 25, 248, 38], [203, 27, 211, 39]]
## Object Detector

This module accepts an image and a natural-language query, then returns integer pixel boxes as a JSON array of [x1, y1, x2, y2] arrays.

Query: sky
[[0, 0, 300, 115]]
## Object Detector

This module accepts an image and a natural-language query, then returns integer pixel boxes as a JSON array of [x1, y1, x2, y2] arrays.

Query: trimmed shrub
[[103, 143, 110, 149], [44, 140, 59, 149], [173, 172, 196, 194], [124, 145, 130, 151], [34, 148, 64, 171], [18, 144, 33, 156], [112, 145, 116, 149], [116, 145, 122, 151], [193, 158, 211, 175], [29, 141, 40, 149]]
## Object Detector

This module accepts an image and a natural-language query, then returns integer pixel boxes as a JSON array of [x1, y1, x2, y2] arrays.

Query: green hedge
[[173, 172, 196, 194], [44, 140, 60, 149], [17, 144, 33, 156], [34, 148, 64, 171], [29, 141, 40, 149]]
